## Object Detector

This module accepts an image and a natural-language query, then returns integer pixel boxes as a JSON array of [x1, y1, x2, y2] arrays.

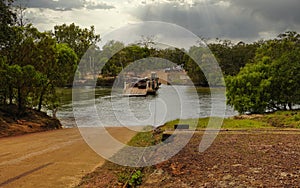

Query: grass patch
[[163, 118, 200, 130], [127, 126, 160, 147], [260, 110, 300, 128], [223, 118, 270, 129], [162, 117, 271, 130], [162, 110, 300, 131]]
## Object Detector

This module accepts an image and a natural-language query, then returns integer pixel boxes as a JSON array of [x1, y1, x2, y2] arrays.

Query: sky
[[15, 0, 300, 43]]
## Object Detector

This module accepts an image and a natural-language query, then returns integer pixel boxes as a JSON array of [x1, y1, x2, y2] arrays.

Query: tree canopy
[[227, 31, 300, 114], [53, 23, 101, 60], [0, 2, 84, 115], [0, 0, 16, 48], [0, 24, 79, 114]]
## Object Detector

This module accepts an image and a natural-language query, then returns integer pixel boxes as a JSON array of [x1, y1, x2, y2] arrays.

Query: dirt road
[[0, 128, 137, 188]]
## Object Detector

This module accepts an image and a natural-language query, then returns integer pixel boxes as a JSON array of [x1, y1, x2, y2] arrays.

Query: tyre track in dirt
[[0, 127, 136, 188]]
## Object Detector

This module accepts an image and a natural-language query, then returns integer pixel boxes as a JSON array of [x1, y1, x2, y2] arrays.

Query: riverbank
[[0, 105, 62, 138], [77, 110, 300, 187]]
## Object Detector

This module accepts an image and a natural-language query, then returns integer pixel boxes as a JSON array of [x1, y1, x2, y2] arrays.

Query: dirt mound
[[0, 105, 62, 138], [233, 114, 264, 119]]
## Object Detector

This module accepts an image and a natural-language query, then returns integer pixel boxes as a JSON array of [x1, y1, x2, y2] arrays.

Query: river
[[56, 85, 237, 128]]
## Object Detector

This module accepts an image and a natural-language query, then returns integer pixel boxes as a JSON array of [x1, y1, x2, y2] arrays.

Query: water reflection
[[57, 85, 237, 128]]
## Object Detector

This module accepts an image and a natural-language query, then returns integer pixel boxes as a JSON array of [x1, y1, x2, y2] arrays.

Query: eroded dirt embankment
[[0, 105, 61, 138]]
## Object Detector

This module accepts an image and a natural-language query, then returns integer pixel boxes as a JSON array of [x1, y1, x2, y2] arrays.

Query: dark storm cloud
[[14, 0, 115, 11], [231, 0, 300, 23], [14, 0, 83, 11], [131, 0, 300, 41]]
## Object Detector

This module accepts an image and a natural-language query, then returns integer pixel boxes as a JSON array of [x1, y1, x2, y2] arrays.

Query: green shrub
[[129, 170, 143, 187], [117, 172, 130, 185], [117, 170, 143, 188]]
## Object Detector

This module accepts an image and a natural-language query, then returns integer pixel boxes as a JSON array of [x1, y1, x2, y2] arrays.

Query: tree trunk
[[9, 86, 13, 104], [1, 93, 7, 105], [52, 108, 58, 119], [17, 87, 24, 113], [38, 88, 45, 111]]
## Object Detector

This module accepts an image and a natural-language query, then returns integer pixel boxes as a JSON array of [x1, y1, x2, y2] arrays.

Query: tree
[[100, 42, 153, 77], [185, 46, 208, 86], [6, 64, 42, 112], [35, 38, 78, 111], [255, 32, 300, 110], [208, 40, 233, 75], [99, 40, 125, 77], [0, 24, 78, 113], [137, 35, 156, 48], [226, 31, 300, 114], [4, 25, 54, 111], [0, 0, 16, 48], [12, 1, 28, 27], [53, 23, 100, 60], [226, 57, 272, 114], [0, 57, 10, 104], [208, 39, 260, 76], [55, 43, 78, 84]]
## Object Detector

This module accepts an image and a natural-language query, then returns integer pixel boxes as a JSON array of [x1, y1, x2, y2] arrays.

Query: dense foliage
[[0, 25, 79, 114], [0, 1, 99, 116], [227, 32, 300, 113], [54, 23, 100, 60], [0, 0, 16, 48]]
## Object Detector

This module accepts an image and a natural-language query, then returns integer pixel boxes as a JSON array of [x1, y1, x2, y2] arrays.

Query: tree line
[[83, 40, 257, 87], [97, 34, 299, 114], [1, 0, 299, 116]]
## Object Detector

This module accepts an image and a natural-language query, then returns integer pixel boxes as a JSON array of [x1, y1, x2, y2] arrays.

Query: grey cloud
[[231, 0, 300, 25], [130, 0, 300, 41], [14, 0, 115, 11], [131, 2, 261, 41], [14, 0, 83, 11]]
